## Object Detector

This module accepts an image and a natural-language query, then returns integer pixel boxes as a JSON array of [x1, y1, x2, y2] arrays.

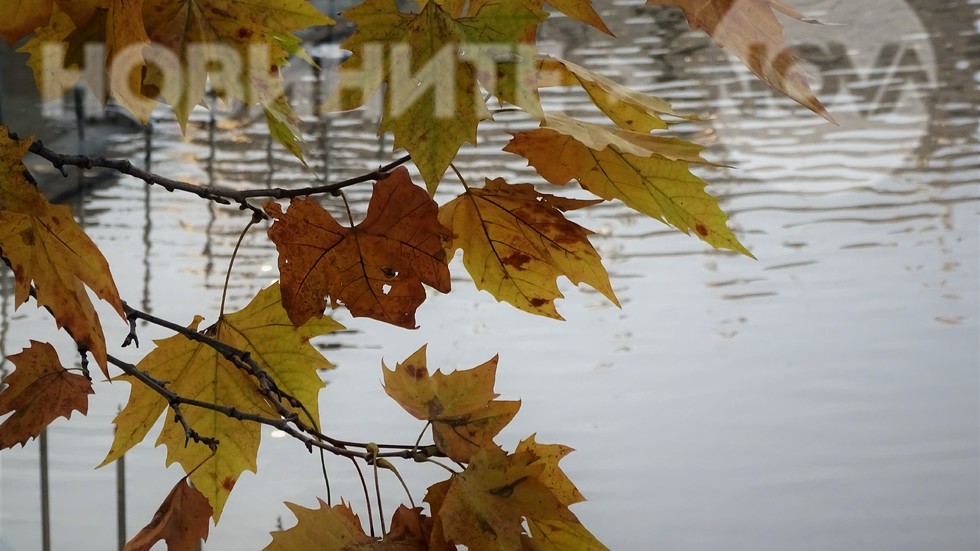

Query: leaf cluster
[[0, 0, 833, 549]]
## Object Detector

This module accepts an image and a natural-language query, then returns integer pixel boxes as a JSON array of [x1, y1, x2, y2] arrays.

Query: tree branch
[[20, 131, 413, 216], [106, 354, 418, 461], [119, 303, 438, 457]]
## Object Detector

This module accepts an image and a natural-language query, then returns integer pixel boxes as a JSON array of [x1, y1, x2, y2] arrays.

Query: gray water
[[0, 1, 977, 550]]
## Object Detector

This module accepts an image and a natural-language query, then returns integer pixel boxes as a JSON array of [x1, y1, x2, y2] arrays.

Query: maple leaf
[[439, 446, 580, 551], [325, 0, 547, 193], [383, 345, 519, 462], [423, 480, 455, 549], [140, 0, 332, 126], [266, 167, 451, 329], [504, 114, 754, 257], [0, 131, 125, 372], [499, 55, 696, 129], [647, 0, 833, 122], [0, 0, 53, 44], [100, 283, 342, 520], [0, 341, 93, 450], [123, 475, 212, 551], [439, 177, 618, 319], [522, 519, 610, 551], [263, 500, 373, 550]]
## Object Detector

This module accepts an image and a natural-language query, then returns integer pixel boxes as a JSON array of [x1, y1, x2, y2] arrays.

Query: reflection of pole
[[39, 429, 50, 551], [142, 124, 153, 313], [115, 409, 127, 551]]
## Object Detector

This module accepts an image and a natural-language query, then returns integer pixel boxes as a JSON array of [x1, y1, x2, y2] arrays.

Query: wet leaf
[[383, 345, 519, 462], [0, 130, 125, 372], [0, 341, 93, 449], [124, 476, 212, 551], [440, 177, 618, 319], [266, 167, 451, 329], [100, 283, 342, 520]]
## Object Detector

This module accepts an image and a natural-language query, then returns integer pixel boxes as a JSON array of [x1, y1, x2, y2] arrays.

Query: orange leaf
[[647, 0, 833, 122], [0, 131, 125, 373], [124, 476, 212, 551], [0, 341, 93, 450], [266, 167, 451, 328], [383, 345, 519, 462]]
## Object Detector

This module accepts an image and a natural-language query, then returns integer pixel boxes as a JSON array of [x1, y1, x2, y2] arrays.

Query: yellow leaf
[[440, 447, 578, 551], [124, 476, 213, 551], [0, 130, 125, 372], [647, 0, 833, 122], [439, 176, 618, 319], [0, 0, 53, 44], [524, 518, 610, 551], [263, 500, 372, 551], [504, 116, 754, 257], [100, 283, 342, 521], [382, 345, 519, 462], [325, 0, 547, 193], [266, 167, 451, 329], [516, 435, 584, 507], [18, 7, 81, 100], [0, 341, 93, 449]]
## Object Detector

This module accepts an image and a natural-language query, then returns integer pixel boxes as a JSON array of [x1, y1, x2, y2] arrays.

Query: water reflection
[[0, 1, 978, 550]]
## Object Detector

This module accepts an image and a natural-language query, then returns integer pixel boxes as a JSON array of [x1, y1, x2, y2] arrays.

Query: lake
[[0, 0, 977, 549]]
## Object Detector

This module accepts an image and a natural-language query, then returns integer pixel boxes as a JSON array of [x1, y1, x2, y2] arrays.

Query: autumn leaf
[[507, 55, 696, 130], [423, 480, 455, 549], [124, 475, 212, 551], [647, 0, 833, 122], [325, 0, 546, 192], [536, 0, 612, 35], [378, 506, 448, 551], [266, 167, 451, 329], [383, 345, 519, 462], [440, 446, 581, 551], [439, 177, 618, 319], [0, 341, 93, 449], [263, 500, 373, 550], [0, 130, 125, 372], [0, 0, 53, 44], [141, 0, 331, 127], [523, 519, 610, 551], [100, 282, 342, 520], [504, 114, 754, 257]]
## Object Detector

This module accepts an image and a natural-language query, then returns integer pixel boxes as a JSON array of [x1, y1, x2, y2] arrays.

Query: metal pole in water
[[39, 429, 50, 551]]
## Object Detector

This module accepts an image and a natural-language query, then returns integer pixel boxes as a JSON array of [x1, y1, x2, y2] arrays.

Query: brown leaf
[[266, 167, 451, 328], [0, 341, 93, 449], [124, 476, 212, 551]]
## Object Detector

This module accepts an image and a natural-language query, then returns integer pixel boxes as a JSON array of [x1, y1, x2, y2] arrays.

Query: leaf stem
[[449, 162, 470, 190], [219, 218, 257, 317]]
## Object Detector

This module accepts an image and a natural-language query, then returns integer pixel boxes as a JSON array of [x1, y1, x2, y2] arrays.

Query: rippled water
[[1, 1, 977, 550]]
